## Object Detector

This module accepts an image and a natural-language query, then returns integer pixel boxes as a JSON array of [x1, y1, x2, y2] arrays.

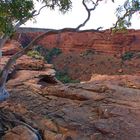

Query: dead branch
[[76, 0, 102, 30], [111, 1, 137, 31]]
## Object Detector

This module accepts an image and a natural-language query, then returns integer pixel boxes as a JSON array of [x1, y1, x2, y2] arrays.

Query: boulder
[[3, 125, 39, 140], [16, 55, 45, 70], [2, 40, 21, 56], [4, 74, 140, 140]]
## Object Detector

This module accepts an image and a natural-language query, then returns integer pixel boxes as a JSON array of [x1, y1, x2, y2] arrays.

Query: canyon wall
[[16, 28, 140, 55]]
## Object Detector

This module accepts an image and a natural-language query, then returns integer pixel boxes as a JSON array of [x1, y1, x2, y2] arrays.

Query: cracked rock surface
[[0, 74, 139, 140], [1, 40, 140, 140]]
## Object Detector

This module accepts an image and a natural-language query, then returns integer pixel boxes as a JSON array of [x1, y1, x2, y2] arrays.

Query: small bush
[[45, 48, 62, 63], [121, 52, 134, 61], [27, 47, 62, 62], [27, 50, 43, 59], [34, 45, 49, 56], [56, 71, 80, 83]]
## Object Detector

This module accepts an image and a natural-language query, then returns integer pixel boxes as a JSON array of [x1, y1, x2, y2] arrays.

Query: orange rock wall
[[16, 29, 140, 55]]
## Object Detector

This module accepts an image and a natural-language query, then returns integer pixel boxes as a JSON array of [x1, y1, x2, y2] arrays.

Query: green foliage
[[30, 46, 62, 62], [115, 0, 140, 30], [45, 48, 62, 63], [0, 0, 34, 35], [42, 0, 72, 13], [29, 46, 62, 62], [27, 50, 44, 59], [56, 71, 80, 83], [121, 51, 134, 61], [34, 45, 49, 56], [0, 0, 72, 36]]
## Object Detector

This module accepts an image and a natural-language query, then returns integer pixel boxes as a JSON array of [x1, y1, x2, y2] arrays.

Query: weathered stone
[[17, 29, 140, 55], [3, 125, 39, 140], [2, 40, 21, 55], [7, 69, 56, 86], [2, 74, 140, 140], [43, 130, 63, 140], [16, 55, 45, 70]]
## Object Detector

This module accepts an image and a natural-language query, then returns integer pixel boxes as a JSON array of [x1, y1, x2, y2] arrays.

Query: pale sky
[[23, 0, 140, 30]]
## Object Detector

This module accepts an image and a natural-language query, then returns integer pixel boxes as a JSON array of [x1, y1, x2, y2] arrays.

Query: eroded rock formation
[[0, 40, 56, 85], [1, 31, 140, 140], [16, 29, 140, 55], [1, 73, 140, 140]]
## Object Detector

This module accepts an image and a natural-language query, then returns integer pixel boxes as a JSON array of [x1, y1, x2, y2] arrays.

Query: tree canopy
[[0, 0, 72, 36], [114, 0, 140, 30]]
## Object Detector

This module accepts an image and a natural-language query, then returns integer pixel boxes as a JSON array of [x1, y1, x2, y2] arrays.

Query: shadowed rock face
[[1, 74, 140, 140]]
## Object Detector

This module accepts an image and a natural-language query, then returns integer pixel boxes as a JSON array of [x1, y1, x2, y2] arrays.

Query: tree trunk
[[0, 36, 9, 49], [0, 36, 10, 101], [0, 67, 10, 102], [0, 86, 9, 101]]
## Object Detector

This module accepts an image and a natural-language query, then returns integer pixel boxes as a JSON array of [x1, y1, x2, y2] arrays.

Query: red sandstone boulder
[[2, 40, 21, 56], [3, 125, 39, 140], [0, 41, 56, 86], [16, 55, 45, 70]]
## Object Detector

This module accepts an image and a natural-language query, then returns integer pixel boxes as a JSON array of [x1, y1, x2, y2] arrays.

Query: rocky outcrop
[[0, 74, 140, 140], [3, 125, 39, 140], [1, 39, 140, 140], [0, 40, 57, 86], [16, 29, 140, 55], [1, 40, 21, 55]]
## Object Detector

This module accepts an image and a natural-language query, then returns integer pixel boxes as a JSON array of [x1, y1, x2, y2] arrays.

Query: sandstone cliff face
[[17, 29, 140, 55]]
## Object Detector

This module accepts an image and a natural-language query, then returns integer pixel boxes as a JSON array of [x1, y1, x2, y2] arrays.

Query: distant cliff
[[16, 27, 140, 55]]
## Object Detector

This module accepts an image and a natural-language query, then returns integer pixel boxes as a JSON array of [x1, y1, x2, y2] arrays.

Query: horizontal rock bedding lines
[[15, 29, 140, 55]]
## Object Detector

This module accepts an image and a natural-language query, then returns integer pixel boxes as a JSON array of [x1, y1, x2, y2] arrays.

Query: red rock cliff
[[16, 29, 140, 55]]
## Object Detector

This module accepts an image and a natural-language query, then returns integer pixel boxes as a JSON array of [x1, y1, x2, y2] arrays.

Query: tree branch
[[112, 0, 138, 31], [33, 4, 49, 17], [14, 11, 36, 30], [76, 0, 101, 30], [14, 4, 50, 30], [0, 0, 106, 98], [0, 4, 49, 51]]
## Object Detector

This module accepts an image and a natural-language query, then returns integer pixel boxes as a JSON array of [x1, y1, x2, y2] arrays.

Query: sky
[[23, 0, 140, 30]]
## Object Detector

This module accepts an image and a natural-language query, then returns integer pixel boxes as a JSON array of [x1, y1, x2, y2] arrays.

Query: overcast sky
[[23, 0, 140, 30]]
